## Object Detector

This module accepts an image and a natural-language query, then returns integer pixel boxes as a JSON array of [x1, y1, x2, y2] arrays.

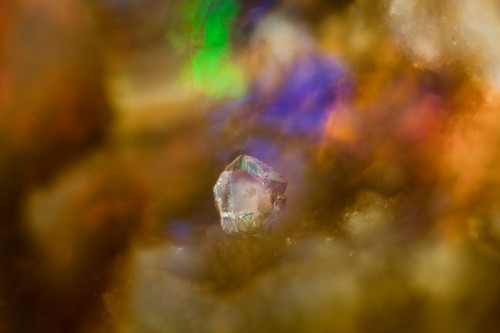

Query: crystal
[[214, 155, 287, 234]]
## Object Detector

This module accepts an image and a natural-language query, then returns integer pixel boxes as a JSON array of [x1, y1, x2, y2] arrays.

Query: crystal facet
[[214, 155, 288, 234]]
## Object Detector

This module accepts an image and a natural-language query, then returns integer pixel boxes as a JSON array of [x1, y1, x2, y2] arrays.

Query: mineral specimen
[[214, 155, 287, 234]]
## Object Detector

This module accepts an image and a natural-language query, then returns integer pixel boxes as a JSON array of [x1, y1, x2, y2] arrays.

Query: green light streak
[[172, 0, 246, 98]]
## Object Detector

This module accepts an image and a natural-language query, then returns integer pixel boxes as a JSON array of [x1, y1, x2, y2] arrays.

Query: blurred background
[[2, 0, 500, 331]]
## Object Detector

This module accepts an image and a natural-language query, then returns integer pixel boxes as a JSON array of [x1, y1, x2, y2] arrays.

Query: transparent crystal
[[214, 155, 288, 234]]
